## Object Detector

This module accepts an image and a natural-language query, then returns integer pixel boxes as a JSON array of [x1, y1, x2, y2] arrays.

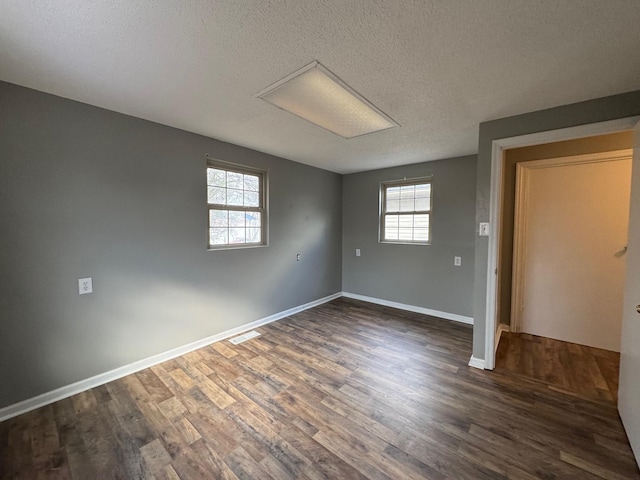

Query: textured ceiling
[[1, 1, 640, 173]]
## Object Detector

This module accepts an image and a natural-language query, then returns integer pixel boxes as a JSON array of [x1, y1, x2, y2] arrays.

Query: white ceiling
[[2, 1, 640, 174]]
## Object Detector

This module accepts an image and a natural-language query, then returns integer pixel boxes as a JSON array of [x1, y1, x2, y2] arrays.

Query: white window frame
[[379, 176, 432, 245], [206, 158, 268, 250]]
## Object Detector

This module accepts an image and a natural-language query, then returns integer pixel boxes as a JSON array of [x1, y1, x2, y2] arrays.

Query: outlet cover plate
[[79, 277, 93, 295]]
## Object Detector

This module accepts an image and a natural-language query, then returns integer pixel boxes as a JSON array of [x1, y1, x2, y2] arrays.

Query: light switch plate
[[479, 222, 490, 236], [454, 256, 462, 266], [355, 249, 361, 257]]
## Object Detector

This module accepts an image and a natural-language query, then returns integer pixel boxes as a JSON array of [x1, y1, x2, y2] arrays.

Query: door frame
[[511, 150, 633, 333], [484, 116, 640, 370]]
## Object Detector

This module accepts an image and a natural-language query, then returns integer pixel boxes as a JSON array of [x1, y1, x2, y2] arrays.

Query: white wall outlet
[[479, 222, 490, 236], [296, 253, 301, 261], [78, 277, 93, 295], [355, 248, 361, 257], [454, 256, 462, 266]]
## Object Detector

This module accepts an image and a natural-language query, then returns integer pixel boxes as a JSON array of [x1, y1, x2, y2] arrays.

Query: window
[[207, 159, 267, 249], [380, 177, 432, 244]]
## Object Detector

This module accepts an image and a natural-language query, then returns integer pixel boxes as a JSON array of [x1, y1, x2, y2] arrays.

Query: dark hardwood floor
[[495, 331, 621, 405], [1, 298, 638, 479]]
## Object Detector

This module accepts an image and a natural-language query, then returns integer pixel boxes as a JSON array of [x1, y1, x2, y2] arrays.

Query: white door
[[512, 151, 632, 351], [619, 122, 640, 465]]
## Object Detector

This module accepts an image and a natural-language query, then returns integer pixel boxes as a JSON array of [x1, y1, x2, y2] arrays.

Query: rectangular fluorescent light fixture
[[255, 61, 399, 139]]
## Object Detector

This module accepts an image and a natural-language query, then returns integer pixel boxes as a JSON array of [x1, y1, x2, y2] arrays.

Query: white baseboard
[[0, 292, 342, 422], [341, 292, 474, 325], [468, 356, 486, 369], [495, 323, 510, 352]]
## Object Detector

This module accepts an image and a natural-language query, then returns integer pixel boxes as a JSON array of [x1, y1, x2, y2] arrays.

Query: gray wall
[[0, 82, 343, 409], [342, 156, 477, 318], [473, 90, 640, 361]]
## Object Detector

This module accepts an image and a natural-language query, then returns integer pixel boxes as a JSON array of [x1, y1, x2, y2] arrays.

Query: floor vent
[[229, 330, 261, 345]]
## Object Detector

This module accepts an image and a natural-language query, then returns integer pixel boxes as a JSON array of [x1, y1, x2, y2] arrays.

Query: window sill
[[379, 240, 431, 246], [207, 243, 268, 251]]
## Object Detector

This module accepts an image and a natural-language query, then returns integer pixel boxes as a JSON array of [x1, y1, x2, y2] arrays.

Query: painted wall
[[342, 156, 477, 318], [498, 132, 633, 326], [473, 90, 640, 361], [0, 82, 343, 409]]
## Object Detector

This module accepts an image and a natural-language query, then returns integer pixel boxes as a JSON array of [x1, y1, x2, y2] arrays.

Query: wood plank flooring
[[495, 331, 621, 404], [1, 298, 638, 479]]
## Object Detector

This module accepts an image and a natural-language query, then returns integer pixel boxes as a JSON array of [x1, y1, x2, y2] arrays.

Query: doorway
[[494, 138, 632, 404], [511, 151, 632, 351], [484, 126, 636, 370], [484, 117, 640, 466]]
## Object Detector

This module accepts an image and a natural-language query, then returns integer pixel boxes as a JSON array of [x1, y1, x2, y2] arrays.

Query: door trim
[[484, 116, 640, 370], [510, 150, 633, 333], [619, 120, 640, 466]]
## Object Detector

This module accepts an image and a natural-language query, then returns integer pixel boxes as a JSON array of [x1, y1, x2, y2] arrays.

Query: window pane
[[399, 215, 413, 228], [414, 214, 429, 229], [415, 183, 430, 197], [244, 190, 259, 207], [385, 227, 398, 240], [414, 228, 429, 242], [415, 184, 431, 211], [400, 185, 415, 212], [208, 186, 226, 204], [244, 175, 259, 192], [207, 168, 226, 187], [229, 211, 245, 227], [246, 228, 261, 243], [384, 215, 399, 241], [209, 210, 228, 227], [386, 187, 401, 212], [400, 199, 414, 212], [386, 197, 400, 212], [227, 189, 243, 206], [398, 228, 413, 241], [415, 196, 430, 211], [227, 172, 243, 189], [210, 228, 228, 245], [246, 212, 261, 227], [229, 227, 245, 243]]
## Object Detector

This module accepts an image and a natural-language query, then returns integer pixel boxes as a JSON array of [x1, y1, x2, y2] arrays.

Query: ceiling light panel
[[256, 61, 398, 139]]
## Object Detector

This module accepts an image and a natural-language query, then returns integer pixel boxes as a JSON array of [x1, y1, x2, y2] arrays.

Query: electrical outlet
[[296, 253, 301, 261], [454, 256, 462, 266], [355, 249, 361, 257], [78, 277, 93, 295]]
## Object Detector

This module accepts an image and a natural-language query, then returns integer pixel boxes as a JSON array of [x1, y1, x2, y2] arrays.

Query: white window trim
[[206, 157, 269, 250], [379, 175, 433, 245]]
